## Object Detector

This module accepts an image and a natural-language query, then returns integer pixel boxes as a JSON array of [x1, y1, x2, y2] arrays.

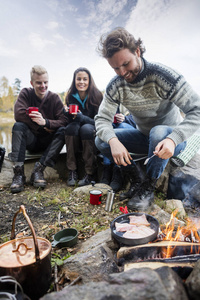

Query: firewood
[[117, 241, 200, 260], [124, 261, 195, 271]]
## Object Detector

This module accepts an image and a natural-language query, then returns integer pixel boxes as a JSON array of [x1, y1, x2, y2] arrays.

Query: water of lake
[[0, 113, 15, 156]]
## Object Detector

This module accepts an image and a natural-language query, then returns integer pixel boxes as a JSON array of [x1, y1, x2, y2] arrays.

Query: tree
[[0, 76, 15, 111], [13, 78, 21, 98], [0, 76, 9, 97]]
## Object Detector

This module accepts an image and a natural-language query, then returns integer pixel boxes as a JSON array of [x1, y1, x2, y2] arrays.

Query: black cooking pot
[[110, 212, 160, 246], [0, 205, 51, 300]]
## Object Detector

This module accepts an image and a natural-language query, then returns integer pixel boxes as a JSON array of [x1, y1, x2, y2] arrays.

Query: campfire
[[158, 209, 200, 258], [116, 210, 200, 278]]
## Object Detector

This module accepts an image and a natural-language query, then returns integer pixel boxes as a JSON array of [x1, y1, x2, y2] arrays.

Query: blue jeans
[[95, 125, 186, 179], [103, 122, 134, 165]]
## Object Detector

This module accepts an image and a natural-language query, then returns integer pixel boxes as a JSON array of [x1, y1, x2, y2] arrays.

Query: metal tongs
[[144, 154, 156, 165]]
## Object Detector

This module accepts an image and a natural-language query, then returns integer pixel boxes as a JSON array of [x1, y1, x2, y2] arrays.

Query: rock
[[40, 222, 200, 300], [0, 157, 13, 187], [185, 259, 200, 300], [156, 266, 188, 300], [0, 155, 64, 187], [73, 183, 111, 196], [79, 228, 112, 253], [61, 229, 119, 284], [165, 199, 186, 219], [152, 204, 185, 227], [41, 267, 188, 300], [167, 153, 200, 202], [182, 181, 200, 214]]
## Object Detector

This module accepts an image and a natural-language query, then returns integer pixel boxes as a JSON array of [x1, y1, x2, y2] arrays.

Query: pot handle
[[51, 239, 59, 247], [10, 205, 40, 262]]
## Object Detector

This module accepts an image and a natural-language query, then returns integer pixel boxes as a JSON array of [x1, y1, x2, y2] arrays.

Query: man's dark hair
[[97, 27, 145, 58]]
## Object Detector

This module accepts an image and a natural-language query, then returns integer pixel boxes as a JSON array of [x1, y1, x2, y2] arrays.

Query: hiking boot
[[110, 165, 123, 192], [78, 173, 93, 186], [119, 180, 142, 201], [10, 165, 26, 193], [100, 164, 113, 185], [67, 170, 78, 186], [127, 177, 157, 211], [119, 163, 144, 201], [30, 162, 47, 188]]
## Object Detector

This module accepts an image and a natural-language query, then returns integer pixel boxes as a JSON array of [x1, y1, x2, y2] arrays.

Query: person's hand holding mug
[[69, 104, 79, 119], [26, 107, 39, 115], [113, 113, 125, 124], [27, 107, 46, 126]]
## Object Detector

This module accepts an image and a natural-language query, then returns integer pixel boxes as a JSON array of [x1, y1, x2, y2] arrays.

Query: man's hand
[[109, 137, 132, 166], [154, 138, 176, 159], [115, 113, 125, 123], [29, 111, 46, 126]]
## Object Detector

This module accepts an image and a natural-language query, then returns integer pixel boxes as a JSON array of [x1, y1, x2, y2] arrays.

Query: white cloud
[[97, 0, 128, 17], [28, 33, 55, 51], [126, 0, 200, 93], [0, 0, 199, 96], [76, 0, 128, 31], [46, 21, 59, 30], [0, 39, 18, 57]]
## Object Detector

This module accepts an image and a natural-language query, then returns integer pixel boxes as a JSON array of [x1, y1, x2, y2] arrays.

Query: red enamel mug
[[89, 190, 102, 205], [26, 107, 39, 115], [113, 114, 118, 123], [69, 104, 79, 115]]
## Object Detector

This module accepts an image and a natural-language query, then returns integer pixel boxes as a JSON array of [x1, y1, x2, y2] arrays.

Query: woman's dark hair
[[97, 27, 145, 58], [65, 67, 102, 109]]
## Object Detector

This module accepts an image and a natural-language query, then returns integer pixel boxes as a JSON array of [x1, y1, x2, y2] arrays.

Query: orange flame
[[160, 210, 200, 258]]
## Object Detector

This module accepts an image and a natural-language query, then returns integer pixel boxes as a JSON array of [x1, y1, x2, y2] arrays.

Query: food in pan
[[115, 222, 136, 232], [128, 214, 150, 226], [115, 214, 155, 239], [123, 225, 155, 239]]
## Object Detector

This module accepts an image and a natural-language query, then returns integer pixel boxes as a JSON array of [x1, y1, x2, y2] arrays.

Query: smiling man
[[95, 27, 200, 211], [9, 65, 68, 193]]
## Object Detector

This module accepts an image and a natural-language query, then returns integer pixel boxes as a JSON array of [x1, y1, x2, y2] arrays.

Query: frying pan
[[51, 228, 78, 248], [110, 212, 160, 246]]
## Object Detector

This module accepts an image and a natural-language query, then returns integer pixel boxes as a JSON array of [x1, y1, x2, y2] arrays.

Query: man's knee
[[150, 125, 172, 141], [54, 126, 65, 141], [95, 136, 101, 150], [95, 136, 109, 152], [13, 122, 29, 132]]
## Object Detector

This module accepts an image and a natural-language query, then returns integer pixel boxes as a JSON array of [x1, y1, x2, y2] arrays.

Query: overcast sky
[[0, 0, 200, 94]]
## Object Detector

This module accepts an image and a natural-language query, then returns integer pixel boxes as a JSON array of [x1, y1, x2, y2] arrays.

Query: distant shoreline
[[0, 112, 14, 124]]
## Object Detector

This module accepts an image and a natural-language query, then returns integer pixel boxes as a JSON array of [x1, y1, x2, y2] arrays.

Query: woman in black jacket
[[64, 67, 103, 186]]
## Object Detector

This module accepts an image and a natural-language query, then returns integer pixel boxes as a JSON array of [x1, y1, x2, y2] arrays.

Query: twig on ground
[[54, 263, 59, 292], [63, 276, 82, 289]]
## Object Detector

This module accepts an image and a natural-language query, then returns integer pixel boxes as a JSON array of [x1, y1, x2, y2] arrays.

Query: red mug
[[113, 114, 118, 123], [90, 190, 102, 205], [69, 104, 79, 115], [26, 107, 39, 115]]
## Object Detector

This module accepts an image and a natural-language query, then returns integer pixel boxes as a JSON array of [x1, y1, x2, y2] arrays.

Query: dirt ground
[[0, 178, 166, 294], [0, 178, 124, 293], [0, 179, 122, 245]]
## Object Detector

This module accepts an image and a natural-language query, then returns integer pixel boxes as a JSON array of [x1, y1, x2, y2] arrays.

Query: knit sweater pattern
[[95, 58, 200, 146]]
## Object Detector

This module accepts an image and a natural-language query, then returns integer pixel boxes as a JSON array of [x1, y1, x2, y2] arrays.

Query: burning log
[[117, 240, 200, 261], [118, 240, 200, 279], [117, 241, 200, 279]]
